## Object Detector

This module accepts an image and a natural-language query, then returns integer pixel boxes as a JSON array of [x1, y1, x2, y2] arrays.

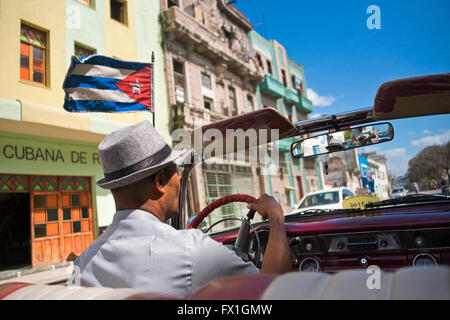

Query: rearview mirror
[[291, 123, 394, 159]]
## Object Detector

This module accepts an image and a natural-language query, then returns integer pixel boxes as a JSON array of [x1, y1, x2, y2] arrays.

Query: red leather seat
[[187, 274, 277, 300], [1, 266, 449, 300]]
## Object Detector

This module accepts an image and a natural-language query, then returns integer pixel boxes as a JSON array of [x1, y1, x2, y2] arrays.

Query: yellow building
[[0, 0, 169, 269]]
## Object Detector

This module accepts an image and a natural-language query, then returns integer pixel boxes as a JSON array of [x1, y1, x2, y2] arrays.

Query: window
[[292, 74, 304, 95], [266, 60, 273, 76], [342, 189, 354, 200], [20, 24, 47, 85], [203, 97, 213, 110], [62, 193, 91, 235], [167, 0, 179, 8], [256, 53, 263, 68], [292, 75, 296, 88], [286, 104, 293, 122], [173, 59, 184, 87], [201, 72, 212, 89], [74, 43, 95, 58], [281, 69, 287, 87], [204, 171, 235, 229], [247, 95, 254, 112], [285, 190, 292, 207], [173, 59, 183, 75], [173, 59, 185, 103], [33, 194, 59, 238], [229, 86, 237, 116], [110, 0, 126, 24], [77, 0, 94, 8]]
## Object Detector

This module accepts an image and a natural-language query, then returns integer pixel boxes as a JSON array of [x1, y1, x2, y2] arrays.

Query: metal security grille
[[204, 171, 236, 230], [204, 164, 255, 232]]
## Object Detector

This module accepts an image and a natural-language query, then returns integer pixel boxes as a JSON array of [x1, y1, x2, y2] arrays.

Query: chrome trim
[[412, 253, 437, 267], [299, 257, 320, 272]]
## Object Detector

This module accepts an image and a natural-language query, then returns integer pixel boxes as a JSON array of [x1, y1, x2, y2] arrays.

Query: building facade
[[365, 153, 390, 200], [248, 31, 322, 209], [0, 0, 169, 269], [162, 0, 318, 232], [161, 0, 268, 232]]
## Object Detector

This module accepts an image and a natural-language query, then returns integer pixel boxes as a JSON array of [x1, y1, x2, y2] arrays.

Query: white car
[[391, 187, 408, 198], [290, 187, 355, 214]]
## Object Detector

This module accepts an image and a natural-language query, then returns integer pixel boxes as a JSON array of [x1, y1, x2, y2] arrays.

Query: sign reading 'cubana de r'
[[0, 134, 100, 169], [1, 144, 100, 165]]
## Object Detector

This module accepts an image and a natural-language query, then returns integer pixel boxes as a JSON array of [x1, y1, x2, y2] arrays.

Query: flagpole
[[151, 51, 155, 127]]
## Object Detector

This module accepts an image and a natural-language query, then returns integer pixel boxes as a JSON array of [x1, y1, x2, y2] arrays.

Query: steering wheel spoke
[[187, 194, 261, 267]]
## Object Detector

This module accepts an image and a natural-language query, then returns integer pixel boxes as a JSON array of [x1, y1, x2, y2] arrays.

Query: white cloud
[[309, 112, 328, 119], [359, 145, 382, 154], [378, 148, 410, 177], [422, 130, 431, 135], [411, 130, 450, 147], [307, 88, 336, 107]]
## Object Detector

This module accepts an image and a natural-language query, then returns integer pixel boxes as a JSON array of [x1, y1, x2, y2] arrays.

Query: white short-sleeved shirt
[[74, 209, 258, 298]]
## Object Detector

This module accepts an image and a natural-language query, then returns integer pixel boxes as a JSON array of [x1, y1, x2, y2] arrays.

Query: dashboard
[[249, 227, 450, 272]]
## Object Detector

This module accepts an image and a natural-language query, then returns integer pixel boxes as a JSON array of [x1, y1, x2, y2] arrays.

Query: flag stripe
[[65, 87, 136, 103], [71, 63, 136, 79], [63, 55, 152, 113], [64, 100, 148, 112], [64, 75, 121, 91], [79, 55, 149, 71]]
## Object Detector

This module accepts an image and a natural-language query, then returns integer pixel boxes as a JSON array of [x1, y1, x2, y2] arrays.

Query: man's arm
[[247, 194, 291, 274]]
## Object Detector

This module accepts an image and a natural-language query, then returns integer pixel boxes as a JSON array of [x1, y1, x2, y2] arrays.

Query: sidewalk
[[0, 262, 73, 285]]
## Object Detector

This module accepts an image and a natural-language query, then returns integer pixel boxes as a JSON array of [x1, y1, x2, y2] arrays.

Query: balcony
[[170, 101, 228, 131], [296, 95, 314, 113], [284, 87, 300, 104], [259, 75, 285, 98], [162, 6, 264, 84]]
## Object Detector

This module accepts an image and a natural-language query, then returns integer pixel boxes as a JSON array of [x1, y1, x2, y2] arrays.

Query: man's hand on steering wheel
[[247, 194, 284, 223], [248, 194, 292, 274]]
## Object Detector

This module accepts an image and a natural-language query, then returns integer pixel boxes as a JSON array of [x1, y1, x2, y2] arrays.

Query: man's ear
[[153, 170, 166, 194]]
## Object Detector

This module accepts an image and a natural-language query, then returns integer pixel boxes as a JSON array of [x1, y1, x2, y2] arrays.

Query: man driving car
[[74, 120, 291, 298]]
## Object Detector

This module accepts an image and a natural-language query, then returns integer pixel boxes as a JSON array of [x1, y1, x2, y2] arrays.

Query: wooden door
[[31, 193, 62, 267], [61, 192, 94, 261], [30, 176, 95, 267]]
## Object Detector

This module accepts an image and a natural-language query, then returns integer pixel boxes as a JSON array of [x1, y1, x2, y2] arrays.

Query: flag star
[[130, 79, 144, 95]]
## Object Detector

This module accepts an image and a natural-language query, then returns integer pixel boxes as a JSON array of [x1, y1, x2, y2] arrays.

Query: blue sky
[[236, 0, 450, 177]]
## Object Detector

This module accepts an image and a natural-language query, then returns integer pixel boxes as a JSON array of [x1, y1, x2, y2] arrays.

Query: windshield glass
[[172, 1, 449, 235], [299, 191, 340, 208]]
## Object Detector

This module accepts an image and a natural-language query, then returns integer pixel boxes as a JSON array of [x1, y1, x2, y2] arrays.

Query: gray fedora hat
[[96, 120, 186, 189]]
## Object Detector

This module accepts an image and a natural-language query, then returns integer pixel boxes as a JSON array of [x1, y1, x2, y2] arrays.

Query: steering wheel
[[187, 194, 262, 265], [188, 194, 257, 229]]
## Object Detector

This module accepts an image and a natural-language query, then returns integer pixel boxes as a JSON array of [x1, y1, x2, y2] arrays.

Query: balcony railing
[[285, 87, 300, 104], [297, 96, 313, 114], [259, 75, 285, 98], [163, 6, 264, 84], [260, 75, 314, 114]]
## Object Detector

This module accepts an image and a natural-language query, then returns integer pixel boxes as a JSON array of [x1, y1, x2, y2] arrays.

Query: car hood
[[211, 201, 450, 244], [281, 202, 450, 237], [291, 203, 343, 214]]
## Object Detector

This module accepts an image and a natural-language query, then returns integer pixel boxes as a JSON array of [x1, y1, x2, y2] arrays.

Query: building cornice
[[217, 0, 253, 32]]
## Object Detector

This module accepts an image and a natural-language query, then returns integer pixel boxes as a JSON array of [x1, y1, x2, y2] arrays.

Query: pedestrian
[[74, 120, 291, 298]]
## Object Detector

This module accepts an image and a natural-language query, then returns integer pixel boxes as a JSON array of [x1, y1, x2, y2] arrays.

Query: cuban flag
[[63, 55, 153, 112]]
